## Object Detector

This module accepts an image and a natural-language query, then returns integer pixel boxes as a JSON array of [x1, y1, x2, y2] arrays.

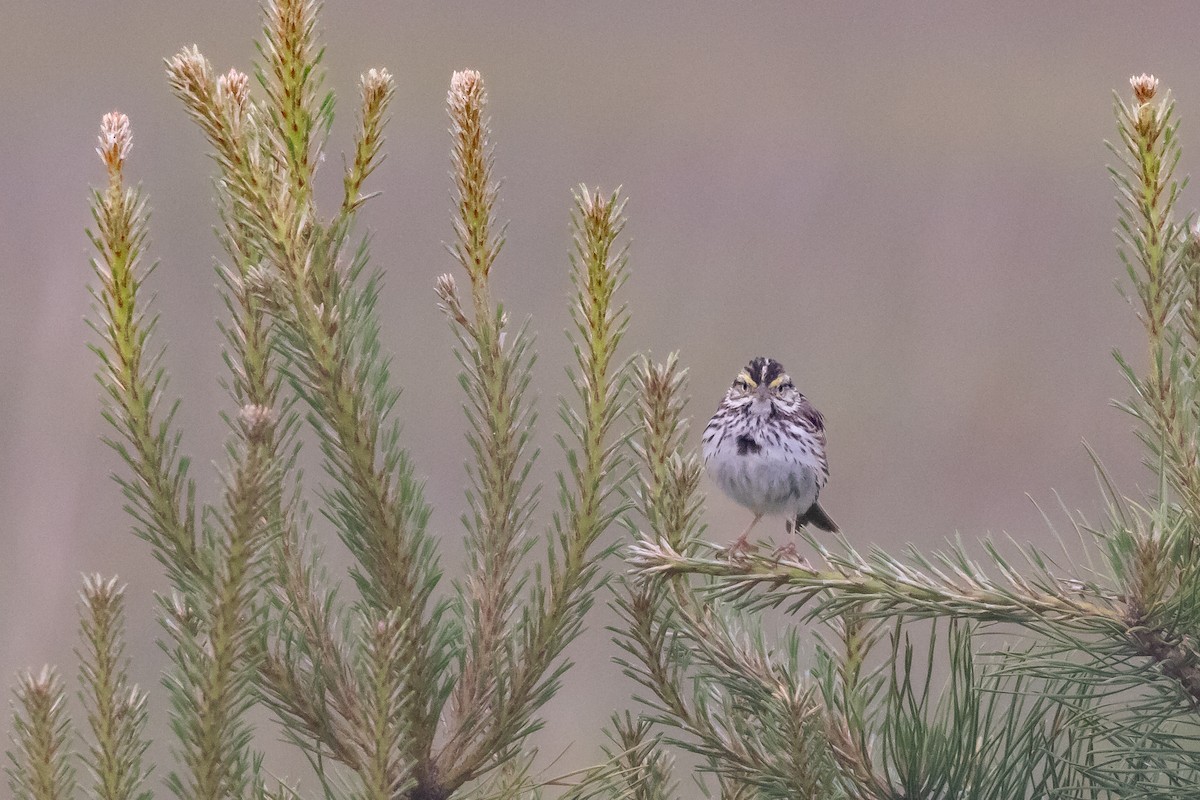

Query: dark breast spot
[[736, 434, 761, 456]]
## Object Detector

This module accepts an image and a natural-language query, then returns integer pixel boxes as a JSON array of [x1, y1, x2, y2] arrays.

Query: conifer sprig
[[7, 668, 75, 800], [87, 111, 202, 591], [77, 576, 151, 800], [155, 7, 630, 797], [358, 612, 412, 800], [259, 0, 328, 205], [437, 67, 540, 778], [89, 107, 274, 800], [432, 73, 632, 792], [169, 4, 449, 783], [555, 715, 677, 800], [1110, 74, 1200, 517], [342, 68, 395, 217], [498, 185, 632, 752], [167, 28, 364, 789], [818, 622, 1086, 800]]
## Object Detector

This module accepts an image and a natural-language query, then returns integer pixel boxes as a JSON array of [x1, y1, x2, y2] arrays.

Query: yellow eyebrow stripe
[[737, 372, 756, 387], [768, 375, 788, 388]]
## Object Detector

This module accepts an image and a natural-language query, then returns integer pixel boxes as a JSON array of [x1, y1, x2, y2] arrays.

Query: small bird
[[702, 356, 837, 554]]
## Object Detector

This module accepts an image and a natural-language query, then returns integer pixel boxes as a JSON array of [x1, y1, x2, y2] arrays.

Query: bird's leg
[[728, 513, 763, 557], [774, 517, 801, 561]]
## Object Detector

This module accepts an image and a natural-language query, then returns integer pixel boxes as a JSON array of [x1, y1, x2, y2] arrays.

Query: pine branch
[[166, 405, 276, 800], [260, 531, 369, 771], [87, 111, 203, 593], [7, 668, 75, 800], [341, 68, 394, 218], [258, 0, 328, 206], [819, 621, 1087, 800], [1110, 74, 1200, 520], [433, 74, 631, 794], [627, 534, 1200, 709], [437, 68, 540, 782], [357, 611, 413, 800], [77, 576, 152, 800], [168, 32, 375, 792], [169, 6, 446, 786], [470, 185, 631, 773], [629, 539, 1117, 628], [555, 715, 678, 800], [89, 108, 276, 800]]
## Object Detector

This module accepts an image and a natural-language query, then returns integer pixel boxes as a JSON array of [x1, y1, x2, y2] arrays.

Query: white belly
[[705, 446, 820, 517]]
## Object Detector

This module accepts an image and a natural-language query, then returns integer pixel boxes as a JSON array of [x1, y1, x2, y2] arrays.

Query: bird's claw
[[772, 542, 813, 570], [772, 541, 800, 561], [725, 535, 756, 560]]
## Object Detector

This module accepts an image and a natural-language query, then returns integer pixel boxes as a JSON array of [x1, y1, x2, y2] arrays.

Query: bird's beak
[[755, 384, 771, 401]]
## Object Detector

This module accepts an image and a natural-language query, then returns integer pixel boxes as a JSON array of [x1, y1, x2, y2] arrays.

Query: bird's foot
[[725, 534, 757, 560], [772, 541, 799, 560], [772, 542, 813, 570]]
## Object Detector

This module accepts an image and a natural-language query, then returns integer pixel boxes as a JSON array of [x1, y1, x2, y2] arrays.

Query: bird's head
[[730, 356, 799, 414]]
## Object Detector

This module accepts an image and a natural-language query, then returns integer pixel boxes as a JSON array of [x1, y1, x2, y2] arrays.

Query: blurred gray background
[[0, 0, 1192, 786]]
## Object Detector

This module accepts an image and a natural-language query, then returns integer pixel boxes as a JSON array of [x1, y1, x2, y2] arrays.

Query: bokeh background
[[3, 0, 1197, 787]]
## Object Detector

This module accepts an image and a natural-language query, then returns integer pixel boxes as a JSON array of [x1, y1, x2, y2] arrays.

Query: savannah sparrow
[[702, 356, 838, 553]]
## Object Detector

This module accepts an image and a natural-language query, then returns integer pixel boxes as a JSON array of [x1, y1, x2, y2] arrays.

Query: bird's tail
[[796, 502, 838, 533]]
